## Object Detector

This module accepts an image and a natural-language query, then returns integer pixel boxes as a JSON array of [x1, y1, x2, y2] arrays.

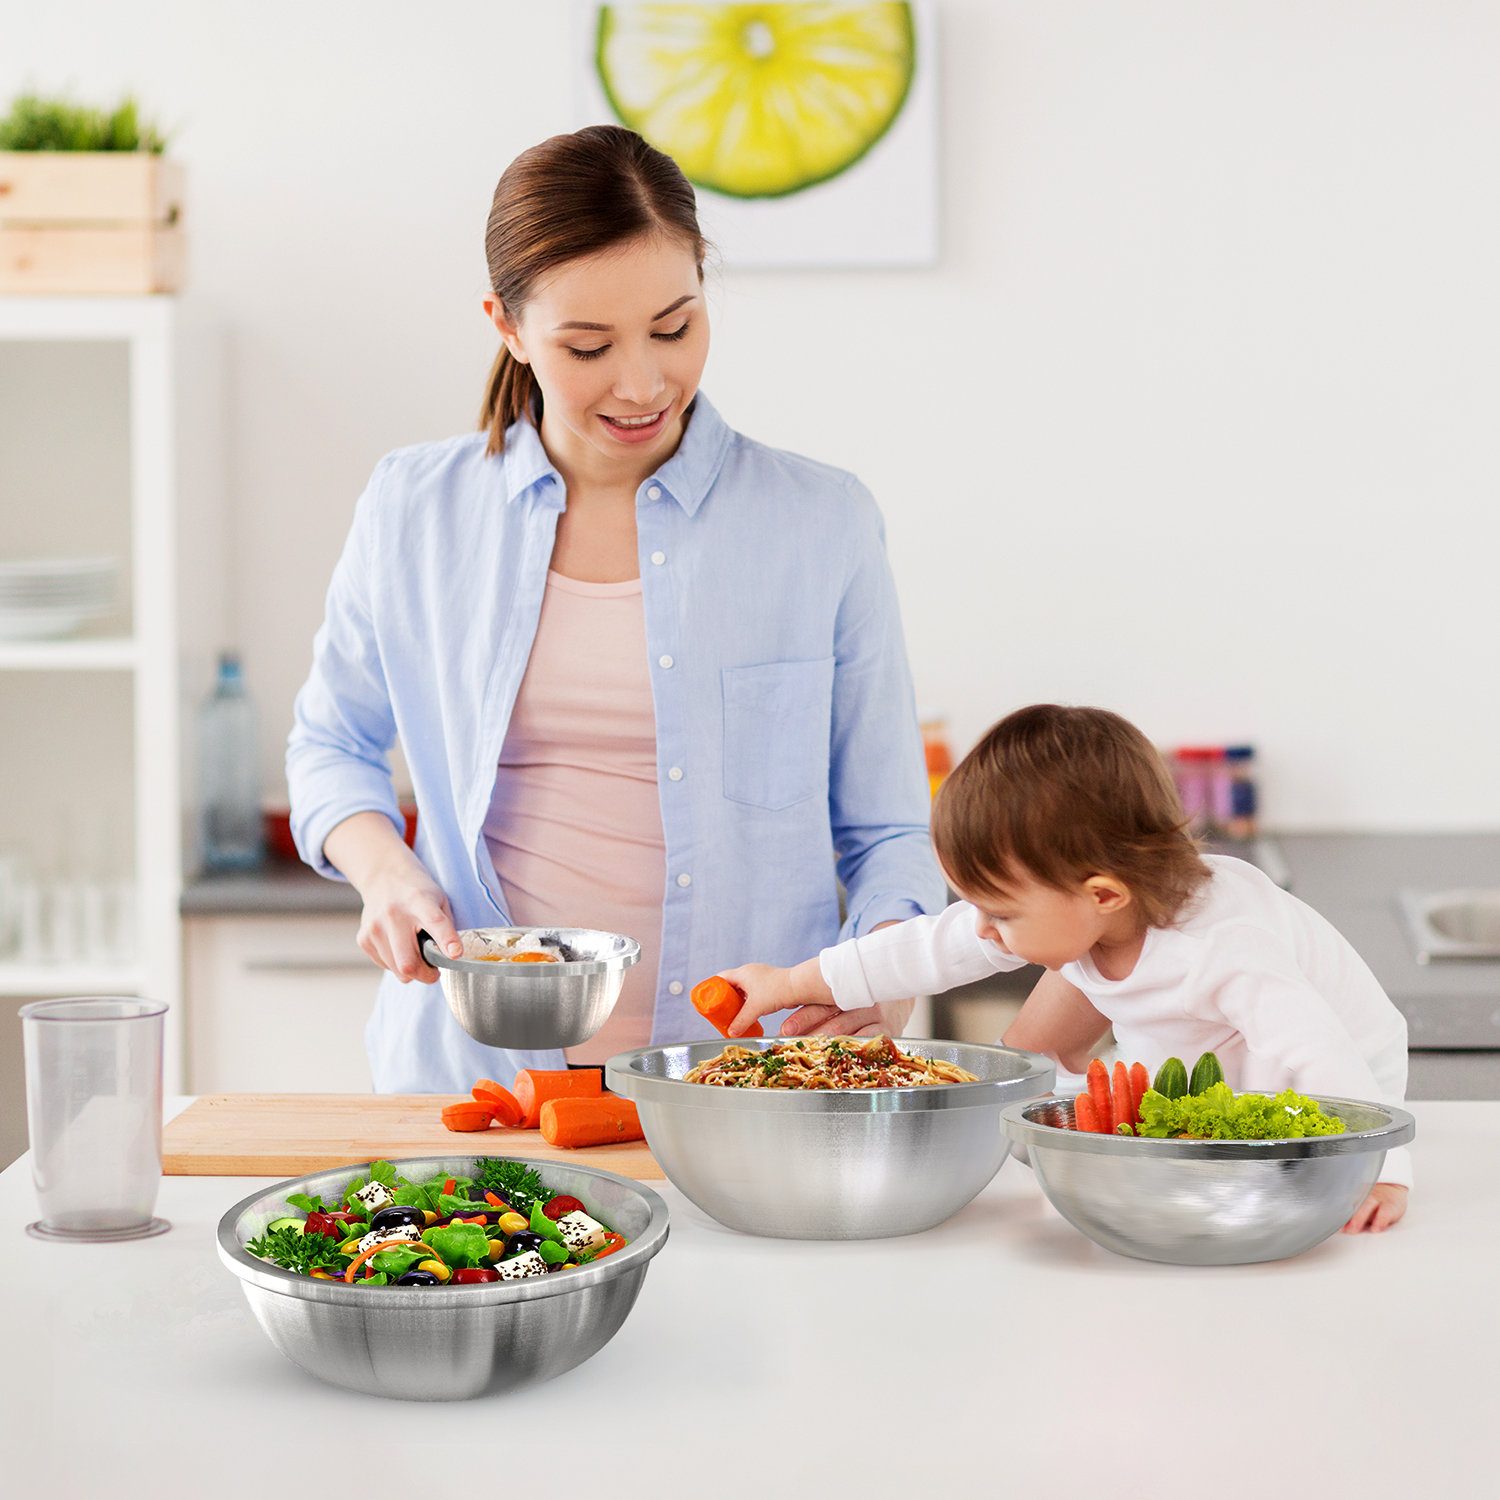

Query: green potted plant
[[0, 92, 184, 294]]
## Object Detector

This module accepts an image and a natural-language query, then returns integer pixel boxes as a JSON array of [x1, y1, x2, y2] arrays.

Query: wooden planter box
[[0, 153, 186, 294]]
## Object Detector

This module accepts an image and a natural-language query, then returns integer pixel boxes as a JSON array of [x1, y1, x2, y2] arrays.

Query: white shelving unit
[[0, 295, 194, 1088]]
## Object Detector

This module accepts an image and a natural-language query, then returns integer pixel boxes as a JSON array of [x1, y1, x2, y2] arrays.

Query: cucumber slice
[[266, 1216, 303, 1235]]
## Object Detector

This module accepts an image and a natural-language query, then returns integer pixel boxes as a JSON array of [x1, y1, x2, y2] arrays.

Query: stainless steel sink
[[1399, 889, 1500, 962]]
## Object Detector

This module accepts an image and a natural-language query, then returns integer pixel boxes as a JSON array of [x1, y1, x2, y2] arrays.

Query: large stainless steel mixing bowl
[[420, 927, 639, 1050], [1003, 1095, 1415, 1265], [217, 1155, 668, 1400], [606, 1039, 1054, 1240]]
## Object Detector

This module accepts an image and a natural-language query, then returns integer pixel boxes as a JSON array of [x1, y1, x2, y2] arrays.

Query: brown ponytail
[[479, 125, 708, 457]]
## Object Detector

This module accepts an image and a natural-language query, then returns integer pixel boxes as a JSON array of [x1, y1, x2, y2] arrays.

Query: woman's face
[[488, 232, 709, 481]]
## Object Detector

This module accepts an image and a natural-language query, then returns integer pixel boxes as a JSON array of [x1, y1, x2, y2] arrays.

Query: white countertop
[[3, 1100, 1493, 1497]]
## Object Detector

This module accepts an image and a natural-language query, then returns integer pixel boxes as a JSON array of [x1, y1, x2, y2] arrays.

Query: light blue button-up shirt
[[288, 393, 945, 1091]]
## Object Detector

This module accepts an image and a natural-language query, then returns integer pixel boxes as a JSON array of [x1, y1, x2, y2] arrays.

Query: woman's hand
[[323, 811, 463, 983], [1342, 1183, 1407, 1233]]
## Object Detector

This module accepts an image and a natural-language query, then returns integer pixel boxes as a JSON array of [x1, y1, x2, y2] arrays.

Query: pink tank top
[[483, 571, 665, 1063]]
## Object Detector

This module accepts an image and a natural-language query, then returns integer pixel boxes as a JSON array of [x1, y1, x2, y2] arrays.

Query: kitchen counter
[[2, 1098, 1491, 1496], [181, 858, 362, 917]]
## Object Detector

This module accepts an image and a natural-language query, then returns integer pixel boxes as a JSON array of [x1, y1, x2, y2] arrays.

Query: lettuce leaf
[[423, 1222, 491, 1269], [370, 1245, 429, 1277], [1134, 1082, 1346, 1140]]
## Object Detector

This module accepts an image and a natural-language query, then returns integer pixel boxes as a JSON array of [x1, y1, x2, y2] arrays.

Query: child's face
[[952, 869, 1130, 970]]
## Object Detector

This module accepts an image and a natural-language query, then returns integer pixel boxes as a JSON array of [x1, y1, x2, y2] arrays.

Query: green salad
[[1133, 1081, 1346, 1141]]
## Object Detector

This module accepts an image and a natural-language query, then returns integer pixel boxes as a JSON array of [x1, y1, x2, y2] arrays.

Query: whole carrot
[[1112, 1060, 1134, 1131], [1086, 1058, 1114, 1133], [1074, 1093, 1103, 1133], [1129, 1062, 1150, 1118]]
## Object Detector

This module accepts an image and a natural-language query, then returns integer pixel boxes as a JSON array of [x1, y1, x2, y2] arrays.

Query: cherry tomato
[[543, 1195, 585, 1220], [450, 1267, 500, 1284]]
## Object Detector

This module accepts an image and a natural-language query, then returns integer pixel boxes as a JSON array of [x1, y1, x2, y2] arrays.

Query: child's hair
[[931, 704, 1209, 928], [478, 124, 709, 457]]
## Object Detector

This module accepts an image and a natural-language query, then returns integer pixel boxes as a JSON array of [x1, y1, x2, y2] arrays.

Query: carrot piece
[[471, 1079, 524, 1128], [1074, 1093, 1102, 1133], [538, 1096, 644, 1149], [1112, 1060, 1134, 1131], [1086, 1058, 1114, 1133], [343, 1237, 438, 1282], [513, 1068, 602, 1130], [439, 1103, 494, 1132], [591, 1232, 629, 1260], [1129, 1062, 1150, 1117], [483, 1191, 505, 1209], [690, 975, 762, 1038]]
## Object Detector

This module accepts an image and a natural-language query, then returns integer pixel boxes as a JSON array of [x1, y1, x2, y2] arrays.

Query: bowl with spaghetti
[[605, 1036, 1054, 1239]]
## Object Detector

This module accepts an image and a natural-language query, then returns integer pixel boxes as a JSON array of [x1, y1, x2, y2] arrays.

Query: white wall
[[7, 2, 1500, 830]]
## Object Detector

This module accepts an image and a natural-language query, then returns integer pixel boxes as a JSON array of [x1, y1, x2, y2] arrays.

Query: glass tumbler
[[20, 997, 171, 1241]]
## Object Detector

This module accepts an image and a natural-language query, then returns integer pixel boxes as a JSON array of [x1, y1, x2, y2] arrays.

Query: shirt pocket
[[721, 657, 835, 811]]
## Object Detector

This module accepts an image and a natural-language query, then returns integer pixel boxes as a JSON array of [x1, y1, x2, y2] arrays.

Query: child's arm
[[718, 958, 834, 1037], [1003, 970, 1112, 1077], [1343, 1184, 1407, 1234]]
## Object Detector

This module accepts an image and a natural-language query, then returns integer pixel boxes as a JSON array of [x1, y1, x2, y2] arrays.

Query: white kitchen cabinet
[[183, 915, 378, 1092], [0, 296, 224, 1094]]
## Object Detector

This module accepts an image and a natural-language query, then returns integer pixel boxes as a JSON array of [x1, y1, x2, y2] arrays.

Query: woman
[[287, 125, 943, 1091]]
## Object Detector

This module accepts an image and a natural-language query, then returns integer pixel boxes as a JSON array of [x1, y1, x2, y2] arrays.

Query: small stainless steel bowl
[[1002, 1095, 1415, 1265], [420, 927, 640, 1050], [606, 1039, 1054, 1240], [217, 1155, 668, 1400]]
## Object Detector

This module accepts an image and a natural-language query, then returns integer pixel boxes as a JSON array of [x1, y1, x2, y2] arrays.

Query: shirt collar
[[498, 390, 732, 517]]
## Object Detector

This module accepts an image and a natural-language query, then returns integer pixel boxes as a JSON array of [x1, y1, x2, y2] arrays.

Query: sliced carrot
[[538, 1095, 643, 1149], [513, 1068, 602, 1130], [1112, 1060, 1134, 1130], [690, 975, 762, 1038], [1129, 1061, 1150, 1118], [483, 1191, 506, 1209], [344, 1237, 438, 1282], [471, 1079, 524, 1128], [1086, 1058, 1114, 1133], [439, 1103, 494, 1133], [1074, 1093, 1102, 1133]]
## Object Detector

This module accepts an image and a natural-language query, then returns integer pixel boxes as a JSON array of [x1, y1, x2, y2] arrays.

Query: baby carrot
[[538, 1096, 643, 1149], [1129, 1061, 1150, 1118], [1112, 1060, 1134, 1130], [513, 1068, 602, 1130], [1074, 1093, 1103, 1133], [691, 975, 763, 1038], [1086, 1058, 1114, 1133], [440, 1102, 495, 1132]]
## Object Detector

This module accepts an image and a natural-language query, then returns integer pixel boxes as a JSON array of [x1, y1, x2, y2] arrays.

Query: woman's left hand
[[776, 997, 915, 1039]]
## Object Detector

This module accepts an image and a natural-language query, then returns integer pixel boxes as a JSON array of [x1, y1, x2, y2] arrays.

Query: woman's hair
[[478, 124, 709, 457], [931, 704, 1210, 928]]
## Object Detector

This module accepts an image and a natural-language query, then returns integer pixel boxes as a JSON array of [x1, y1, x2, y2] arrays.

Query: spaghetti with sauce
[[683, 1036, 978, 1090]]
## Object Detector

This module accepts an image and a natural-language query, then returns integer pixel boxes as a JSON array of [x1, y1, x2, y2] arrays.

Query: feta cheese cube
[[555, 1211, 608, 1254], [356, 1221, 421, 1255], [497, 1249, 549, 1279], [352, 1180, 394, 1213]]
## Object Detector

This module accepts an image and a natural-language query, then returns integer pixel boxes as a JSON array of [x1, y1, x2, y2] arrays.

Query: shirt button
[[658, 654, 674, 669], [668, 766, 683, 781], [668, 981, 683, 995], [647, 485, 662, 501], [676, 873, 692, 888], [651, 551, 666, 566]]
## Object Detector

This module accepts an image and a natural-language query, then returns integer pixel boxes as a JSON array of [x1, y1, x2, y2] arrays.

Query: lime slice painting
[[596, 3, 917, 200]]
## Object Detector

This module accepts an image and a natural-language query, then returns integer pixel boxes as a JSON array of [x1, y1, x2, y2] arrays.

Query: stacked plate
[[0, 558, 118, 641]]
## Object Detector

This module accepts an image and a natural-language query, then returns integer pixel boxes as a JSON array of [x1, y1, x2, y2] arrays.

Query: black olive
[[370, 1205, 425, 1235], [503, 1230, 543, 1258], [394, 1268, 442, 1286]]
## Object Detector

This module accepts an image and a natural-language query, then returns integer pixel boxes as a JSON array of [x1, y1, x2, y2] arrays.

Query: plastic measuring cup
[[19, 996, 171, 1241]]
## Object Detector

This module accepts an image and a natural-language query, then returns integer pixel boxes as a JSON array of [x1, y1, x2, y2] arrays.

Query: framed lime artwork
[[573, 1, 939, 268]]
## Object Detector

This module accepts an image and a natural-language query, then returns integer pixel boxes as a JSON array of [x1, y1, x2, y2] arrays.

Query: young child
[[720, 704, 1411, 1233]]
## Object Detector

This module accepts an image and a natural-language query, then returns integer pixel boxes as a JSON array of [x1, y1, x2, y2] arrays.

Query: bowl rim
[[216, 1154, 669, 1307], [606, 1037, 1055, 1114], [421, 927, 641, 979], [1000, 1093, 1416, 1160]]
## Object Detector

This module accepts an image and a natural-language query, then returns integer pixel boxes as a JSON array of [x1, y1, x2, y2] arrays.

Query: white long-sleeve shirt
[[820, 855, 1412, 1187]]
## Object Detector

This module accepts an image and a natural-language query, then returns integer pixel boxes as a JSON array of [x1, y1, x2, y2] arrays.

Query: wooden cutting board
[[163, 1093, 663, 1180]]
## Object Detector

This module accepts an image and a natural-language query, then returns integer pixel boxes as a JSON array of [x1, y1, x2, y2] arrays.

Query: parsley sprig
[[245, 1226, 348, 1275], [473, 1158, 548, 1215]]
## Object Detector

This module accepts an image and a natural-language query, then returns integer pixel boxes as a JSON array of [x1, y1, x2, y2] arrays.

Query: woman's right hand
[[323, 811, 464, 983]]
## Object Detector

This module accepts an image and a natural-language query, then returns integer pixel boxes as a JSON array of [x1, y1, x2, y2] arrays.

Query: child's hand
[[1342, 1183, 1407, 1233], [718, 958, 833, 1037]]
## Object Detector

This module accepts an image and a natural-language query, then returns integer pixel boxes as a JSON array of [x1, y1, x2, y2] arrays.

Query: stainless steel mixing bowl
[[606, 1039, 1054, 1240], [420, 927, 640, 1050], [1003, 1095, 1415, 1266], [217, 1155, 668, 1400]]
